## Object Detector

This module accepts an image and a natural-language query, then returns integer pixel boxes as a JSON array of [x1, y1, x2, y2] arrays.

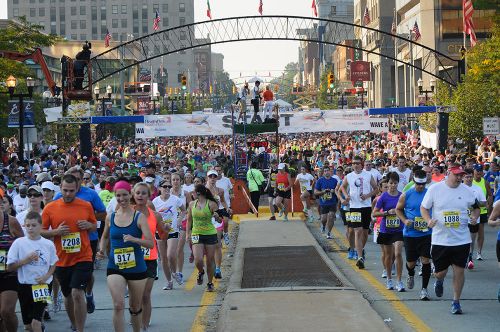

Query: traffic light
[[328, 73, 334, 89], [181, 75, 187, 90], [209, 84, 213, 94]]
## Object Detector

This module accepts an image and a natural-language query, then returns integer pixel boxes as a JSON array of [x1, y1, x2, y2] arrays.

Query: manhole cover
[[241, 246, 343, 288]]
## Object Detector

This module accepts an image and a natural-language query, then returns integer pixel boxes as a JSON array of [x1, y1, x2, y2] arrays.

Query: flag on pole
[[207, 0, 212, 19], [311, 0, 318, 17], [463, 0, 477, 47], [412, 21, 421, 41], [104, 29, 111, 47], [153, 9, 161, 31], [258, 0, 263, 15], [363, 7, 371, 25]]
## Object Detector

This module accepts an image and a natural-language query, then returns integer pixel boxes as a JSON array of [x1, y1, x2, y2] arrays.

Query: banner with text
[[136, 110, 388, 138], [8, 100, 35, 128]]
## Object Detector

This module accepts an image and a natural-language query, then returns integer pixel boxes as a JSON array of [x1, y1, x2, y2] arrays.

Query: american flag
[[412, 21, 421, 41], [363, 7, 371, 25], [311, 0, 318, 17], [153, 10, 161, 31], [463, 0, 477, 47], [104, 29, 111, 47]]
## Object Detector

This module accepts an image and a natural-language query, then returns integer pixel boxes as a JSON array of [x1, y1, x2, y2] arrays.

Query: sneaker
[[214, 267, 222, 279], [283, 216, 289, 222], [308, 214, 314, 223], [381, 269, 387, 278], [434, 279, 444, 298], [476, 252, 483, 261], [189, 253, 194, 263], [451, 301, 462, 314], [396, 281, 405, 292], [162, 280, 174, 290], [356, 257, 365, 269], [418, 267, 423, 276], [207, 282, 215, 292], [41, 323, 46, 332], [196, 271, 205, 285], [326, 232, 332, 239], [223, 232, 230, 246], [407, 275, 415, 290], [125, 288, 129, 298], [85, 293, 95, 314], [278, 208, 284, 217], [269, 216, 276, 220], [386, 279, 394, 290], [43, 309, 51, 320], [321, 225, 326, 233], [71, 325, 77, 332], [420, 288, 430, 301], [467, 259, 474, 270], [347, 249, 354, 260], [173, 272, 183, 285], [353, 251, 359, 260], [94, 259, 101, 270]]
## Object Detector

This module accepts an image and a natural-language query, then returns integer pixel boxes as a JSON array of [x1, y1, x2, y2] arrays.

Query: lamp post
[[151, 91, 160, 114], [6, 76, 35, 161], [94, 84, 112, 140], [417, 78, 436, 104]]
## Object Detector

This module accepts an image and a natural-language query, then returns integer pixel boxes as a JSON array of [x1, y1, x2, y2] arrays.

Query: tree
[[270, 62, 299, 105]]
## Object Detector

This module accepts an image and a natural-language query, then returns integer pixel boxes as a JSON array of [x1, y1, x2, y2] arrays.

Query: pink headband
[[114, 180, 131, 193]]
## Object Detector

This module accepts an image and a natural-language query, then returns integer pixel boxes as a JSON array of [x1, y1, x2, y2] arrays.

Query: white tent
[[274, 99, 292, 107], [247, 76, 264, 83]]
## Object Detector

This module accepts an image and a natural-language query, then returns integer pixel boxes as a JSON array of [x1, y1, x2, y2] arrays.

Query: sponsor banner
[[8, 100, 35, 128], [135, 110, 388, 138], [419, 128, 437, 150], [483, 117, 499, 135], [136, 96, 151, 115], [350, 61, 371, 82], [68, 102, 90, 117]]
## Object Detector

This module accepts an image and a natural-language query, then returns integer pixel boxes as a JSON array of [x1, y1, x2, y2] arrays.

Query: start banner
[[136, 110, 388, 138]]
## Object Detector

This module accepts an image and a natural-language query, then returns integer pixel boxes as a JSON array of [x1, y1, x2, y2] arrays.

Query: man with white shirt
[[392, 156, 412, 192], [13, 185, 29, 214], [215, 165, 233, 244], [365, 159, 382, 183]]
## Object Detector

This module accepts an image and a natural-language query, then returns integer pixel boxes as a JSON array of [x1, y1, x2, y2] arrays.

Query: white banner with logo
[[135, 110, 388, 138], [419, 128, 437, 150]]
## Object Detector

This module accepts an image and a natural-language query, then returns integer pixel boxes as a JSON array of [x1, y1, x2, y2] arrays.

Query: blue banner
[[8, 100, 35, 128]]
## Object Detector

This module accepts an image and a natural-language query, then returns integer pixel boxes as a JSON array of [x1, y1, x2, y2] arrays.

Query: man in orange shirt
[[262, 85, 274, 119], [42, 174, 97, 332]]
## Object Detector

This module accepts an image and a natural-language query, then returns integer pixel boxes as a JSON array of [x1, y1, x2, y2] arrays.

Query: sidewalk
[[217, 220, 390, 332]]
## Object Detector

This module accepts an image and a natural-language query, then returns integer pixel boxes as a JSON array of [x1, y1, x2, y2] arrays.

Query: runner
[[7, 211, 58, 332], [341, 156, 378, 269], [295, 166, 315, 220], [487, 201, 500, 301], [471, 164, 492, 261], [372, 172, 404, 291], [186, 184, 219, 292], [41, 174, 97, 331], [336, 166, 354, 256], [96, 180, 153, 332], [275, 163, 292, 221], [314, 165, 339, 239], [391, 156, 412, 192], [395, 169, 433, 300], [215, 165, 233, 245], [265, 160, 279, 220], [171, 173, 190, 284], [0, 192, 24, 332], [246, 162, 265, 212], [421, 163, 480, 314]]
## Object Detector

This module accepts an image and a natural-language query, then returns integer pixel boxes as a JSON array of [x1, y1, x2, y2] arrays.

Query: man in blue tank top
[[395, 169, 432, 301]]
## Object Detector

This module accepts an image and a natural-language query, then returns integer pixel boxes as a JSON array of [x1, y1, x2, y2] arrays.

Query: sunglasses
[[208, 174, 217, 178], [42, 188, 52, 192], [161, 185, 172, 189], [83, 177, 91, 180], [352, 162, 361, 165], [27, 193, 43, 198]]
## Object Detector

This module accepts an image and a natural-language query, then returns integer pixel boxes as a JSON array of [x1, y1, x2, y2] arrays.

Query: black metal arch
[[90, 15, 460, 86]]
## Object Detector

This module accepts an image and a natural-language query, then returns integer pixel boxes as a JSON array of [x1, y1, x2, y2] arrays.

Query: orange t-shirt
[[263, 90, 274, 102], [42, 198, 97, 267]]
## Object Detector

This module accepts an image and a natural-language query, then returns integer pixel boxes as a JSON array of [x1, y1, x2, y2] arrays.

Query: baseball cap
[[7, 183, 14, 189], [413, 176, 427, 184], [449, 165, 466, 175], [41, 181, 57, 192], [207, 170, 218, 177], [28, 185, 43, 194], [145, 163, 155, 169], [278, 163, 286, 170], [473, 164, 483, 172], [144, 177, 154, 183], [36, 172, 51, 183]]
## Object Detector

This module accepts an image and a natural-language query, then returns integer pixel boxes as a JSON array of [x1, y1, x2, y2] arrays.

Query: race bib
[[443, 211, 460, 229], [350, 212, 362, 223], [191, 235, 200, 244], [277, 183, 285, 191], [32, 284, 52, 303], [113, 247, 136, 269], [0, 249, 6, 272], [385, 216, 400, 228], [413, 217, 429, 232], [301, 186, 307, 193], [141, 247, 151, 260], [323, 191, 333, 200], [61, 233, 81, 253]]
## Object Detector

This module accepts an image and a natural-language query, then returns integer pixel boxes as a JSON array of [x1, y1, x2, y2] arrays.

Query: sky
[[0, 0, 315, 79]]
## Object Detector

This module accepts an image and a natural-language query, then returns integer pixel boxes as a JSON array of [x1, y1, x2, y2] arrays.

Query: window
[[50, 7, 56, 20], [80, 20, 86, 29], [112, 33, 118, 40], [330, 6, 336, 15], [39, 21, 45, 30], [59, 7, 65, 21], [39, 0, 45, 3], [121, 19, 127, 28], [71, 34, 77, 40], [13, 0, 19, 4], [180, 31, 186, 40], [179, 3, 185, 12], [30, 8, 36, 17], [162, 4, 168, 13], [142, 5, 148, 19], [162, 17, 168, 27], [71, 21, 77, 29], [92, 33, 97, 39], [80, 33, 86, 40], [50, 21, 57, 34], [153, 4, 159, 11], [60, 23, 65, 35], [180, 17, 186, 25], [30, 0, 35, 3], [39, 8, 45, 16], [71, 7, 76, 15], [80, 6, 86, 15], [121, 5, 127, 14], [142, 20, 148, 33], [112, 19, 118, 28], [112, 5, 118, 14], [91, 6, 97, 20], [101, 6, 106, 20], [92, 24, 97, 34], [133, 5, 138, 19], [133, 19, 139, 34]]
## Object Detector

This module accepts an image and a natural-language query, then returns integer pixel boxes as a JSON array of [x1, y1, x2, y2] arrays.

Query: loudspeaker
[[80, 124, 92, 158], [436, 112, 449, 153]]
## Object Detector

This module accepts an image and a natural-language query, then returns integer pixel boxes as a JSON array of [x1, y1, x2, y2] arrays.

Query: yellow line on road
[[329, 226, 432, 332]]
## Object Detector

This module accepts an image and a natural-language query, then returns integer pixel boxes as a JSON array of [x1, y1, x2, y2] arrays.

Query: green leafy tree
[[270, 62, 299, 105]]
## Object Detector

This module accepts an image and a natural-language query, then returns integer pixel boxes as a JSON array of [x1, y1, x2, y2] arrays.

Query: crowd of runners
[[0, 129, 499, 331]]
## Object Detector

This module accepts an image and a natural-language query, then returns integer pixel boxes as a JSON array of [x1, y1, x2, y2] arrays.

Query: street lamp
[[5, 76, 35, 161], [417, 78, 436, 103]]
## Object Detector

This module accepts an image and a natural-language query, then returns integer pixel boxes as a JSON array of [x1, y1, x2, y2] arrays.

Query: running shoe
[[41, 323, 46, 332], [283, 216, 289, 222], [278, 207, 285, 217], [44, 309, 51, 320], [381, 269, 387, 278], [420, 288, 430, 301], [162, 281, 174, 290], [94, 258, 101, 270], [269, 216, 276, 220], [406, 275, 415, 290], [326, 232, 332, 239], [85, 293, 95, 314], [396, 281, 405, 292], [353, 251, 359, 260], [214, 267, 222, 279], [197, 271, 205, 285], [451, 301, 462, 314], [467, 259, 474, 270], [476, 252, 483, 261], [173, 272, 184, 285], [71, 325, 77, 332], [434, 279, 444, 298], [386, 279, 394, 290], [321, 225, 326, 233], [223, 232, 230, 246], [207, 282, 215, 292], [356, 257, 365, 269], [125, 288, 129, 298], [418, 267, 423, 276], [308, 214, 314, 223], [189, 253, 194, 263], [347, 249, 354, 260]]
